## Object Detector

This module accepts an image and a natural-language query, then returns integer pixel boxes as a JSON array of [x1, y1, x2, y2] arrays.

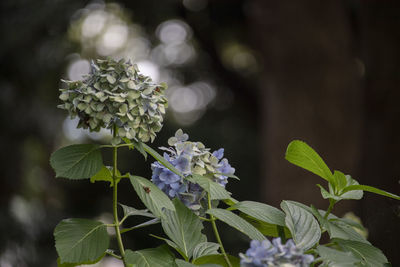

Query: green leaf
[[125, 246, 177, 267], [90, 166, 113, 184], [206, 208, 265, 241], [341, 184, 400, 201], [175, 259, 222, 267], [333, 170, 348, 191], [338, 176, 363, 200], [318, 184, 363, 201], [57, 258, 76, 267], [328, 220, 369, 244], [285, 140, 334, 184], [54, 218, 109, 264], [192, 242, 220, 259], [335, 239, 389, 267], [222, 198, 238, 206], [193, 254, 240, 267], [50, 144, 103, 179], [142, 142, 183, 177], [175, 260, 195, 267], [239, 213, 292, 238], [213, 172, 240, 180], [231, 201, 285, 226], [129, 175, 175, 218], [119, 203, 156, 220], [56, 253, 105, 267], [317, 184, 339, 200], [317, 246, 360, 267], [187, 175, 231, 200], [318, 174, 364, 201], [121, 218, 160, 233], [161, 199, 207, 259], [281, 201, 321, 250], [334, 218, 366, 232], [149, 234, 187, 260], [90, 166, 121, 185], [122, 137, 135, 150], [311, 207, 368, 244]]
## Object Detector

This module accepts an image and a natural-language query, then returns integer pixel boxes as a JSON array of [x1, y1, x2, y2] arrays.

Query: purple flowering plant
[[50, 58, 400, 267], [151, 129, 235, 211]]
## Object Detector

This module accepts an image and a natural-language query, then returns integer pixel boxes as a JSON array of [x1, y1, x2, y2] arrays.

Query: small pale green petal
[[94, 82, 101, 89], [83, 95, 92, 103], [127, 91, 140, 100], [175, 129, 183, 137], [95, 112, 104, 120], [138, 106, 145, 116], [84, 106, 92, 114], [110, 96, 126, 103], [126, 112, 133, 121], [106, 75, 116, 84], [119, 104, 128, 115], [131, 108, 139, 116], [210, 156, 218, 166], [111, 136, 121, 146], [119, 128, 126, 137], [128, 101, 137, 110], [193, 166, 207, 175], [95, 91, 104, 98], [96, 103, 105, 112], [158, 104, 166, 114], [89, 119, 97, 129], [142, 87, 154, 95], [59, 93, 69, 101], [197, 142, 205, 149], [103, 114, 113, 124], [127, 80, 136, 89], [77, 103, 87, 111], [168, 137, 178, 146]]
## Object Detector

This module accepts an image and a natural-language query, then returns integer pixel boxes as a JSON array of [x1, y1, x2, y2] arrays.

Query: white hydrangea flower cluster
[[58, 58, 168, 143]]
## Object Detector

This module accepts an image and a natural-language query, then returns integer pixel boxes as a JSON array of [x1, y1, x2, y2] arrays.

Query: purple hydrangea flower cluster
[[151, 129, 235, 210], [213, 148, 235, 186], [240, 238, 314, 267]]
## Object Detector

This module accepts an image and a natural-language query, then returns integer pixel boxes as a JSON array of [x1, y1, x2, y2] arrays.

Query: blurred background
[[1, 0, 399, 266]]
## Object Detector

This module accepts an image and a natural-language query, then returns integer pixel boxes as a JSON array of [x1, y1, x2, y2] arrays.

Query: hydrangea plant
[[151, 129, 235, 211], [50, 58, 400, 267], [240, 238, 314, 267], [58, 58, 168, 144]]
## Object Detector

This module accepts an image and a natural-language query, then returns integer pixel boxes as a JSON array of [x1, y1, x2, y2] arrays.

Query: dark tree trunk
[[249, 0, 362, 211], [248, 0, 400, 264], [359, 1, 400, 265]]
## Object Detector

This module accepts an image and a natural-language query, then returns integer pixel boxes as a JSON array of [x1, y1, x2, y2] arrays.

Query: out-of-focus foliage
[[0, 0, 259, 266]]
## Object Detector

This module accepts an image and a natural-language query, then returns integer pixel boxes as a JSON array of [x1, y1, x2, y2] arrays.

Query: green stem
[[106, 250, 122, 260], [277, 225, 286, 243], [112, 127, 128, 266], [100, 143, 133, 149], [323, 199, 336, 220], [207, 193, 232, 267], [310, 258, 323, 266], [198, 216, 213, 222]]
